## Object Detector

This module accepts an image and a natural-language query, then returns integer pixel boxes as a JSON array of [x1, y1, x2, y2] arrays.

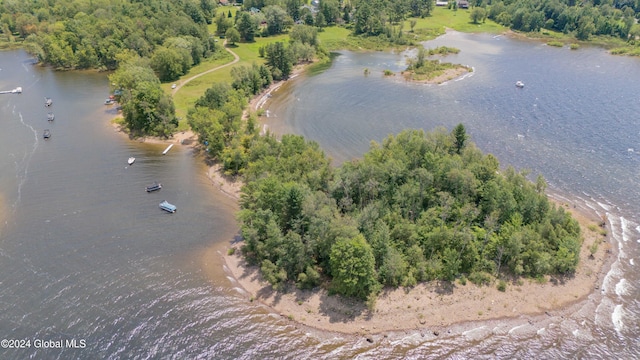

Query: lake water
[[0, 29, 638, 358]]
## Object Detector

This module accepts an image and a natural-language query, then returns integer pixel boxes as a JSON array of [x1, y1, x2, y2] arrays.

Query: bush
[[497, 280, 507, 292], [468, 271, 492, 286], [459, 275, 467, 286]]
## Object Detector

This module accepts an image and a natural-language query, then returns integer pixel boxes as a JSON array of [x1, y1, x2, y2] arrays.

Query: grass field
[[170, 7, 507, 121]]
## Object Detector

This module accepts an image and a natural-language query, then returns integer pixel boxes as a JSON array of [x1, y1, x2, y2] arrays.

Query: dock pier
[[0, 86, 22, 94]]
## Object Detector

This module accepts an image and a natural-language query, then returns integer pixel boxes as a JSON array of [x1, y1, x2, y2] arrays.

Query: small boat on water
[[43, 129, 51, 139], [128, 157, 136, 165], [45, 97, 53, 106], [159, 200, 177, 213], [47, 112, 55, 121], [515, 81, 525, 88], [146, 182, 162, 192]]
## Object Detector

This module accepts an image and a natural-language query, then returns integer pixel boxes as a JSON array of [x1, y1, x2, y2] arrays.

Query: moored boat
[[159, 200, 176, 213], [43, 129, 51, 139], [45, 97, 53, 106], [128, 157, 135, 165], [47, 112, 55, 121], [146, 182, 162, 192]]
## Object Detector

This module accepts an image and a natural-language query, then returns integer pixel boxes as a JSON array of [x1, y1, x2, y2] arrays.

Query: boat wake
[[12, 111, 38, 212]]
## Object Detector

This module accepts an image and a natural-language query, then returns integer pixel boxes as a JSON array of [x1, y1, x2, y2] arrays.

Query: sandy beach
[[221, 202, 610, 335]]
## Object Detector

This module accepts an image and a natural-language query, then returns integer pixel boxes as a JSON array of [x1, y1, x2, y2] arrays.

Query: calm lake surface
[[0, 29, 638, 358]]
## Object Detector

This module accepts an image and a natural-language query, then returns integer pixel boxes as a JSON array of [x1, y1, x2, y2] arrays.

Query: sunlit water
[[1, 29, 639, 358]]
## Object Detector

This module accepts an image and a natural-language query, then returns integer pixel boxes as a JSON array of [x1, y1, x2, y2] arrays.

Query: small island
[[401, 46, 472, 84]]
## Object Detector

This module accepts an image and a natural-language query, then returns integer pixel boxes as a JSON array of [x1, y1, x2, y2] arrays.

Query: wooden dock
[[162, 144, 174, 155]]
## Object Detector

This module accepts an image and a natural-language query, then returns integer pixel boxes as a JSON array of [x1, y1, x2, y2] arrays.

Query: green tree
[[265, 41, 293, 80], [226, 27, 241, 45], [215, 11, 233, 36], [151, 46, 187, 82], [289, 24, 318, 47], [263, 5, 292, 35], [329, 235, 379, 300], [470, 7, 487, 24], [237, 12, 258, 41], [315, 11, 326, 28], [286, 0, 303, 21], [452, 123, 468, 154], [187, 107, 226, 156]]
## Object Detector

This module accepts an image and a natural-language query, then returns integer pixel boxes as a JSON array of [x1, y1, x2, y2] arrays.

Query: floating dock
[[162, 144, 174, 155], [0, 86, 22, 94]]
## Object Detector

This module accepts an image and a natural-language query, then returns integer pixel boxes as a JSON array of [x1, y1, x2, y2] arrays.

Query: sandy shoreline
[[221, 202, 610, 335], [215, 63, 611, 336], [112, 57, 612, 337]]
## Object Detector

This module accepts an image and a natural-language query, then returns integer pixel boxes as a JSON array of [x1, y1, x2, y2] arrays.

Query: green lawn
[[422, 7, 506, 34], [172, 33, 290, 120]]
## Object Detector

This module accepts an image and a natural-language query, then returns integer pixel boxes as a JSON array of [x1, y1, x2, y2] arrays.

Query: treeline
[[0, 0, 219, 71], [0, 0, 224, 138], [235, 125, 582, 301], [485, 0, 639, 40], [237, 0, 639, 46], [187, 23, 322, 164]]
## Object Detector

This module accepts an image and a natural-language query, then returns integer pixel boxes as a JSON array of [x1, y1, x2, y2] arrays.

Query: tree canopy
[[236, 126, 583, 300], [1, 0, 218, 70]]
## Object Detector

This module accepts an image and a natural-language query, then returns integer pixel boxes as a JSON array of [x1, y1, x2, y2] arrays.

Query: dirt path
[[171, 41, 240, 96]]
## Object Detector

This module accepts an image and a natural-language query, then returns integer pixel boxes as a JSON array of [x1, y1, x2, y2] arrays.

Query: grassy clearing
[[172, 34, 288, 120], [420, 7, 506, 34]]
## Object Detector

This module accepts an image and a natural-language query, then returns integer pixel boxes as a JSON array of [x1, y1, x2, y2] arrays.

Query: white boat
[[128, 157, 135, 165], [515, 81, 524, 88], [159, 200, 177, 213]]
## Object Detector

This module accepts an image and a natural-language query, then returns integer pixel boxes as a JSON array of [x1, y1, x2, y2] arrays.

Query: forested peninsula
[[0, 0, 613, 312], [236, 126, 584, 302]]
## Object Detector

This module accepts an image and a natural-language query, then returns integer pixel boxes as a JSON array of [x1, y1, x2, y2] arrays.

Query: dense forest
[[238, 0, 639, 44], [0, 0, 218, 70], [234, 126, 583, 301]]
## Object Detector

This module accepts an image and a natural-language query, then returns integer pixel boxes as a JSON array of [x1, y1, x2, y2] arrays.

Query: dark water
[[1, 30, 639, 358]]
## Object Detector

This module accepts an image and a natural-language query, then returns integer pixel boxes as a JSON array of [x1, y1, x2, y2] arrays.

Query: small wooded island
[[401, 46, 472, 84]]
